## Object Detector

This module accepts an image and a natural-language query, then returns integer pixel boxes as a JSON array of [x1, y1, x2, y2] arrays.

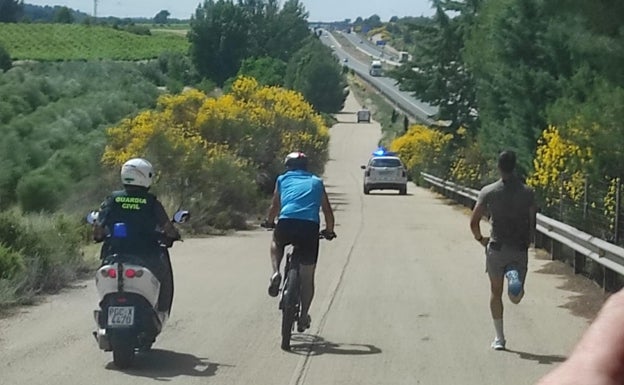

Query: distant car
[[359, 39, 363, 44], [343, 57, 349, 63], [330, 45, 335, 49], [360, 153, 408, 195], [356, 109, 370, 123]]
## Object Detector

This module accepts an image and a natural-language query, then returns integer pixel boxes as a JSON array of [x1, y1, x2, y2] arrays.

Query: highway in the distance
[[319, 29, 438, 123]]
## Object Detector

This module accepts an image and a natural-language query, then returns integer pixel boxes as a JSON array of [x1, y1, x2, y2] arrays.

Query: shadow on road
[[366, 192, 414, 197], [106, 349, 232, 379], [288, 334, 382, 356], [503, 349, 567, 365]]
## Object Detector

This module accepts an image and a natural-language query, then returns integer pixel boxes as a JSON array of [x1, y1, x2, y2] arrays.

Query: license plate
[[107, 306, 135, 327]]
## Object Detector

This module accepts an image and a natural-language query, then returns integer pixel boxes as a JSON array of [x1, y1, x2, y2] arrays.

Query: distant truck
[[369, 60, 383, 76]]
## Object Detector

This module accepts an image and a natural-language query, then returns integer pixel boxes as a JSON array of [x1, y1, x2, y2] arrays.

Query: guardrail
[[421, 172, 624, 291]]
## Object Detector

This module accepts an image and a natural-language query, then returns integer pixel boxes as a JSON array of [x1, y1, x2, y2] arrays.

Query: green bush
[[121, 24, 151, 36], [16, 168, 70, 212], [0, 43, 11, 72], [152, 148, 261, 232], [0, 209, 88, 307], [0, 243, 23, 279], [0, 61, 165, 211]]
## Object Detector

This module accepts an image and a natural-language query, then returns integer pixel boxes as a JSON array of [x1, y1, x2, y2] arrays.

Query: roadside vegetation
[[349, 1, 624, 245], [0, 0, 346, 310]]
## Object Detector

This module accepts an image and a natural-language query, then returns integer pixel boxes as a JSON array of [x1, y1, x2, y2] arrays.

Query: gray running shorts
[[485, 242, 528, 281]]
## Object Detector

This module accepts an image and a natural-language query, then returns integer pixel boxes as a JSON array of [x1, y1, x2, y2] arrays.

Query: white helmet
[[120, 158, 153, 188], [284, 151, 308, 170]]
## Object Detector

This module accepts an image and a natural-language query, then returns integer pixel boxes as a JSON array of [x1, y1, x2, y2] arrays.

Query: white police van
[[360, 148, 408, 195]]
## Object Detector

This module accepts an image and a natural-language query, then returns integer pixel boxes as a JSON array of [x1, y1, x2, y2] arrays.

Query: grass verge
[[0, 209, 97, 311]]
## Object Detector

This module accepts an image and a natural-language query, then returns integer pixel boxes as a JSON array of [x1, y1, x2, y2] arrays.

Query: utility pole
[[93, 0, 98, 18]]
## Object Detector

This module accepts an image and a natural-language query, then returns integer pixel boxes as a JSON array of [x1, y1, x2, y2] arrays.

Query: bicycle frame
[[279, 245, 302, 311]]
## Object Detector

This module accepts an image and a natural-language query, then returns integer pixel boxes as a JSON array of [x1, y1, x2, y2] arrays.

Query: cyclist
[[264, 151, 336, 332]]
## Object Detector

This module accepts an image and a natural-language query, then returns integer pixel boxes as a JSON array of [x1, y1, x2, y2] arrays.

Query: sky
[[24, 0, 435, 21]]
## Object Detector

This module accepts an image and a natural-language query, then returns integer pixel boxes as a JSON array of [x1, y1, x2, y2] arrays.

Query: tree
[[285, 39, 347, 113], [0, 44, 11, 72], [188, 0, 311, 86], [154, 9, 170, 24], [53, 6, 73, 24], [237, 56, 286, 86], [188, 0, 252, 85], [264, 0, 310, 61], [465, 0, 560, 170], [0, 0, 23, 22], [391, 0, 480, 134]]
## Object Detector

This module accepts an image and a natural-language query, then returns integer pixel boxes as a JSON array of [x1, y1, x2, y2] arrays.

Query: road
[[338, 30, 401, 64], [319, 30, 438, 124], [0, 94, 595, 384]]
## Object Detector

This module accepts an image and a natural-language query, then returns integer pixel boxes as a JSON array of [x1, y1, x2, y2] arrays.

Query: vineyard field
[[0, 23, 189, 61]]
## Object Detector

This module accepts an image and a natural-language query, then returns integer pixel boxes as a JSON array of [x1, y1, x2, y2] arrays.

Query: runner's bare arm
[[470, 202, 487, 246]]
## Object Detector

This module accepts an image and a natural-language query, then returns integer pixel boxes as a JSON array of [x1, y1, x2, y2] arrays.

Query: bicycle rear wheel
[[281, 267, 300, 350]]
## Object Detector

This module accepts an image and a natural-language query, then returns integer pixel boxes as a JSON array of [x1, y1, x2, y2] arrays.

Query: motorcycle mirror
[[86, 211, 99, 225], [173, 210, 190, 224]]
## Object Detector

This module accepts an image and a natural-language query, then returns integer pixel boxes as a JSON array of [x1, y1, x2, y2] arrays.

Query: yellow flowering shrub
[[448, 128, 486, 187], [389, 124, 453, 177], [101, 77, 330, 229], [604, 177, 618, 231], [526, 125, 592, 207], [450, 157, 482, 187]]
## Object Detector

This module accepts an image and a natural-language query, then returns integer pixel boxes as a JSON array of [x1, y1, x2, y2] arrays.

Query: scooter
[[87, 210, 189, 369]]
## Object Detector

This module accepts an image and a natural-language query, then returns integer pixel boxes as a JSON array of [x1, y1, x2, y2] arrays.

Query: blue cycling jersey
[[277, 170, 324, 223]]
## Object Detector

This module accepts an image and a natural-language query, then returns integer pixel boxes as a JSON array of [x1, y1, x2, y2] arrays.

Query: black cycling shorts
[[274, 218, 320, 265]]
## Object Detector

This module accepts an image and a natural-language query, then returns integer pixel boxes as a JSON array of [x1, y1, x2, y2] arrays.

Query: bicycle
[[261, 221, 336, 350]]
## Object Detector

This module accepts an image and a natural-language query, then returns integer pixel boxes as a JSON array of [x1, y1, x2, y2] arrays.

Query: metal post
[[615, 178, 621, 245], [583, 177, 588, 221], [573, 251, 585, 275], [559, 174, 564, 221]]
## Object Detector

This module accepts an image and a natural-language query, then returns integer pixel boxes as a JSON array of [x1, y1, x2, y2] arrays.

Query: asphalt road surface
[[0, 94, 595, 385]]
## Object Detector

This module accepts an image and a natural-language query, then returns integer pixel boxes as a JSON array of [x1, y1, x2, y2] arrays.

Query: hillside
[[0, 23, 189, 61]]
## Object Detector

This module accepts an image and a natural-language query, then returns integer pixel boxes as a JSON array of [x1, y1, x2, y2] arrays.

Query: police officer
[[93, 158, 180, 313]]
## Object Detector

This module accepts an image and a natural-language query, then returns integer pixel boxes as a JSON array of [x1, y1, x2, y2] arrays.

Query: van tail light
[[402, 170, 406, 177], [365, 170, 370, 177]]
